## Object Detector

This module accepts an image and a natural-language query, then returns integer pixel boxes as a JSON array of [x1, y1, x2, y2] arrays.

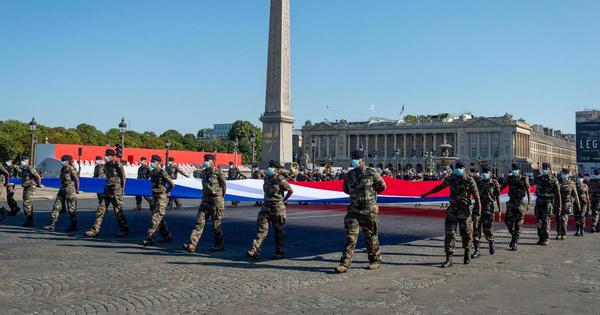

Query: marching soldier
[[556, 168, 579, 240], [166, 157, 190, 209], [93, 155, 106, 213], [472, 166, 501, 258], [247, 160, 293, 261], [135, 157, 153, 211], [252, 164, 265, 207], [0, 161, 10, 221], [574, 175, 590, 236], [334, 150, 386, 273], [588, 169, 600, 233], [85, 149, 129, 237], [19, 155, 42, 227], [44, 155, 79, 232], [421, 161, 481, 268], [533, 162, 561, 245], [228, 161, 242, 208], [143, 155, 174, 245], [4, 157, 21, 216], [499, 163, 530, 251], [183, 154, 226, 252]]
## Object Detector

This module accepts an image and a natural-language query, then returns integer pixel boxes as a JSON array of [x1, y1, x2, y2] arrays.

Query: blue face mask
[[150, 162, 157, 169], [481, 173, 490, 180], [453, 168, 464, 176], [561, 174, 568, 181], [541, 169, 549, 176], [204, 161, 212, 169], [511, 170, 519, 176], [105, 156, 111, 162], [351, 159, 360, 168], [20, 161, 26, 167], [266, 167, 276, 176]]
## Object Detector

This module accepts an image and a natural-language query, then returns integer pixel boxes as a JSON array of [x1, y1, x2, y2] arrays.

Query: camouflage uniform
[[87, 160, 129, 236], [20, 164, 40, 222], [575, 181, 590, 231], [166, 163, 186, 209], [588, 177, 600, 232], [248, 173, 292, 258], [0, 164, 8, 218], [438, 174, 479, 255], [135, 163, 153, 210], [4, 163, 20, 214], [339, 167, 386, 268], [145, 165, 172, 241], [47, 164, 78, 229], [185, 167, 226, 251], [93, 163, 105, 209], [556, 177, 578, 237], [474, 177, 500, 247], [501, 175, 530, 242], [228, 165, 241, 207], [534, 174, 560, 241]]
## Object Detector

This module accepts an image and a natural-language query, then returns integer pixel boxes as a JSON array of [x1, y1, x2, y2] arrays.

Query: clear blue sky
[[1, 0, 599, 134]]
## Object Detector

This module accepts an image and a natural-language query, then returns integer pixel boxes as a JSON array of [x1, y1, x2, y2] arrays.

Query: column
[[403, 134, 407, 158], [433, 133, 437, 152], [356, 134, 359, 150], [384, 134, 388, 158], [347, 135, 351, 158], [326, 135, 330, 158], [423, 133, 427, 156], [375, 134, 379, 158], [477, 132, 481, 159], [488, 132, 492, 158], [366, 134, 369, 154], [412, 133, 417, 158], [317, 136, 321, 158]]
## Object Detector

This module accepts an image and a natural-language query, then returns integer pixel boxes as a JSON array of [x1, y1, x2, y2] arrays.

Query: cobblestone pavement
[[1, 197, 599, 314]]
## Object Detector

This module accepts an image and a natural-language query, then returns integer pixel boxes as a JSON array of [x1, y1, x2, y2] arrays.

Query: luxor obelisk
[[260, 0, 294, 166]]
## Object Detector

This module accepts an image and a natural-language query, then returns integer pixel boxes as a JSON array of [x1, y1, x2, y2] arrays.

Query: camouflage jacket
[[201, 167, 226, 198], [104, 160, 125, 191], [558, 178, 578, 209], [20, 164, 39, 187], [93, 163, 105, 179], [0, 164, 8, 183], [501, 175, 529, 200], [150, 166, 172, 194], [534, 174, 560, 200], [137, 164, 151, 180], [588, 178, 600, 201], [228, 166, 240, 180], [477, 178, 500, 207], [438, 174, 478, 209], [59, 164, 78, 189], [343, 167, 386, 214], [252, 169, 265, 179], [263, 174, 292, 207], [166, 163, 186, 179], [577, 182, 590, 205]]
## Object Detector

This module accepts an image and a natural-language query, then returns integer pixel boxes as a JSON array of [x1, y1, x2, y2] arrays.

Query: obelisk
[[260, 0, 294, 166]]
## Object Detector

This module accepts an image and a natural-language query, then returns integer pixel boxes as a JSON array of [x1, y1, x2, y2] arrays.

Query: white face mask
[[96, 159, 102, 164]]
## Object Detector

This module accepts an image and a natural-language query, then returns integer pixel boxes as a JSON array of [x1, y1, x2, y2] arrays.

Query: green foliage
[[228, 120, 262, 164]]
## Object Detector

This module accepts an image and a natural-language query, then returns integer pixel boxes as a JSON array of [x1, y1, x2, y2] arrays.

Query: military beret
[[168, 157, 175, 162], [105, 149, 116, 156], [269, 160, 283, 169], [151, 155, 162, 162], [204, 154, 216, 161], [140, 157, 147, 161], [350, 150, 365, 159], [21, 155, 30, 160], [542, 162, 551, 169], [511, 163, 520, 170], [481, 166, 490, 173], [61, 155, 73, 162], [95, 156, 103, 160], [455, 160, 465, 168], [594, 169, 600, 176]]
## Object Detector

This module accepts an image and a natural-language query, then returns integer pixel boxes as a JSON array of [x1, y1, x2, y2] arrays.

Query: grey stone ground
[[1, 192, 599, 314]]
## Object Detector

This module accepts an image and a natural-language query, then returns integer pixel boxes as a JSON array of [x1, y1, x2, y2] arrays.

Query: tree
[[75, 123, 106, 145], [228, 120, 262, 164], [0, 131, 24, 160]]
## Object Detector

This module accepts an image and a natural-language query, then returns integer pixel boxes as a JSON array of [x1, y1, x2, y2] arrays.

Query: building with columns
[[300, 113, 576, 175]]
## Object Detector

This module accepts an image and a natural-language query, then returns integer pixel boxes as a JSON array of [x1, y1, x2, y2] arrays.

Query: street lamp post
[[234, 136, 239, 166], [394, 148, 400, 171], [118, 117, 127, 161], [311, 139, 317, 171], [250, 132, 256, 171], [165, 139, 171, 167], [28, 117, 37, 167]]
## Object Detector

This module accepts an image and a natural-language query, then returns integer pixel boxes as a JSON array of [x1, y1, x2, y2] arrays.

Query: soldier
[[555, 169, 579, 240], [92, 155, 106, 212], [421, 161, 481, 268], [143, 155, 174, 245], [228, 161, 242, 208], [533, 162, 561, 245], [0, 161, 10, 221], [85, 149, 129, 237], [574, 175, 590, 236], [135, 157, 153, 211], [588, 169, 600, 233], [334, 150, 386, 273], [499, 163, 530, 251], [472, 166, 501, 258], [165, 157, 190, 210], [251, 164, 265, 207], [182, 154, 226, 252], [19, 155, 42, 227], [247, 160, 294, 261], [43, 155, 79, 232], [4, 157, 21, 216]]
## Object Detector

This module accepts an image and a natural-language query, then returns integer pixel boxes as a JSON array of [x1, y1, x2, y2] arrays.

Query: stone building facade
[[300, 113, 576, 175]]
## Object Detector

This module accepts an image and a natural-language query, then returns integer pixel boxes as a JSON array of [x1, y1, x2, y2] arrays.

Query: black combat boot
[[489, 240, 496, 255], [43, 223, 55, 231], [65, 220, 77, 232], [22, 216, 33, 227], [509, 236, 516, 250], [574, 224, 580, 236], [471, 245, 480, 259], [580, 226, 585, 237], [441, 253, 453, 268], [464, 249, 471, 265], [512, 237, 518, 251]]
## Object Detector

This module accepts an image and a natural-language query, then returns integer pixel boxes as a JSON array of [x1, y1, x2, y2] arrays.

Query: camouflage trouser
[[89, 190, 128, 234], [6, 183, 19, 212], [187, 196, 224, 249], [167, 198, 182, 208], [590, 198, 600, 231], [472, 204, 495, 247], [49, 187, 77, 225], [505, 199, 526, 239], [535, 198, 553, 241], [135, 195, 153, 208], [444, 206, 473, 255], [574, 202, 588, 227], [556, 205, 572, 236], [146, 193, 171, 239], [249, 204, 286, 257], [339, 211, 381, 267], [22, 185, 36, 218]]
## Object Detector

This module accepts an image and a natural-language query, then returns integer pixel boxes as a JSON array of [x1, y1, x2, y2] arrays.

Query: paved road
[[1, 197, 599, 314]]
